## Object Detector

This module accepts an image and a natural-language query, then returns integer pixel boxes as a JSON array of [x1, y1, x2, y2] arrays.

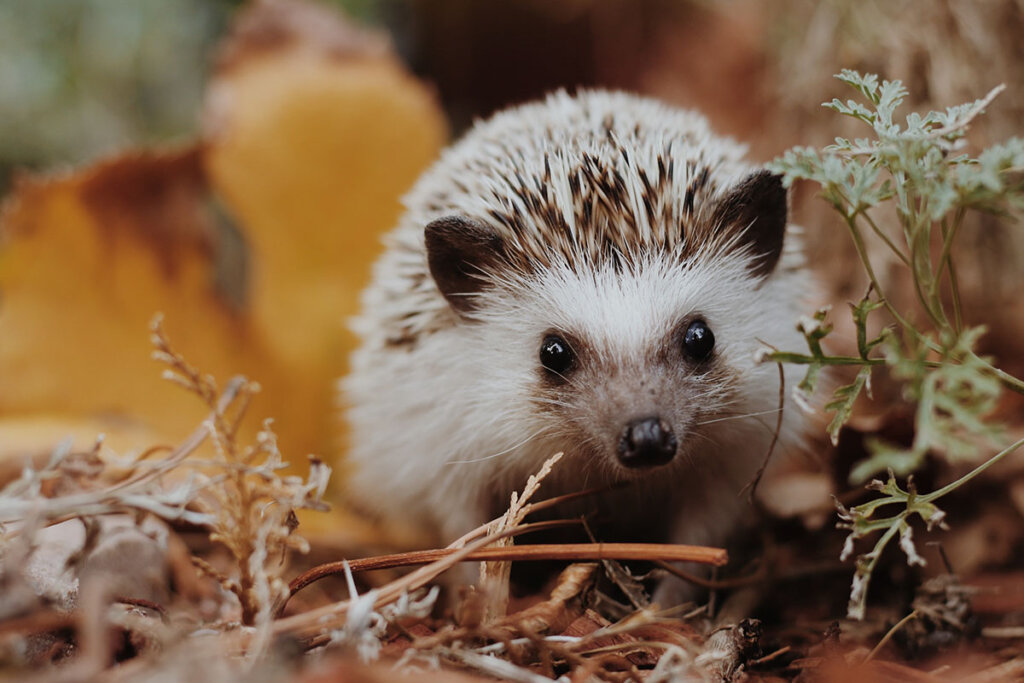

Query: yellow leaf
[[0, 149, 285, 459], [203, 0, 447, 459]]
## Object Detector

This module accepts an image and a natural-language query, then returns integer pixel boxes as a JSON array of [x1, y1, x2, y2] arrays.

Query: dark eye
[[540, 335, 575, 375], [683, 320, 715, 360]]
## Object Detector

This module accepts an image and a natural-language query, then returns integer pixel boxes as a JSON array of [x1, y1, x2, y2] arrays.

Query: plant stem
[[933, 209, 964, 295], [975, 356, 1024, 396], [906, 205, 948, 330], [850, 519, 903, 619], [864, 610, 918, 662], [923, 435, 1024, 502], [859, 208, 909, 266], [948, 258, 963, 333], [841, 211, 927, 345], [768, 352, 947, 371], [768, 352, 887, 367], [935, 209, 966, 332], [288, 542, 729, 596]]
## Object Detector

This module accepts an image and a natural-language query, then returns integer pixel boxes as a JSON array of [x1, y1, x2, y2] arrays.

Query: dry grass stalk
[[149, 315, 330, 626], [477, 452, 563, 623]]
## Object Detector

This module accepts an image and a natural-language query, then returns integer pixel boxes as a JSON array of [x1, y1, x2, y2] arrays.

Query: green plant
[[767, 70, 1024, 619]]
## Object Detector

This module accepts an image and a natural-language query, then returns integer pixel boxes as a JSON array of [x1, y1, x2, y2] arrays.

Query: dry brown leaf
[[561, 608, 613, 639], [0, 148, 282, 460], [499, 562, 597, 635]]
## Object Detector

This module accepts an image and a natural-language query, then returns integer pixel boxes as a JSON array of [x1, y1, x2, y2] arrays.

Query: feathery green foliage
[[767, 70, 1024, 619]]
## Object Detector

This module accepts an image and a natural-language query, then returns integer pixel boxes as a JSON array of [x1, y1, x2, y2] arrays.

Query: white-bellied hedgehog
[[344, 90, 812, 600]]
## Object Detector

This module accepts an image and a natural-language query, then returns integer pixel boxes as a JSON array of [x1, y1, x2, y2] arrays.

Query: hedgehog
[[343, 90, 812, 601]]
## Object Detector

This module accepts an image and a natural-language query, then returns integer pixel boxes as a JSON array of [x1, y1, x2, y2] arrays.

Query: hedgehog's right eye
[[540, 335, 575, 375], [683, 320, 715, 361]]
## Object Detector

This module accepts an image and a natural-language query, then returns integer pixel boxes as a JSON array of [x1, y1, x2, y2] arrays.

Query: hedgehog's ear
[[425, 215, 506, 316], [711, 170, 788, 279]]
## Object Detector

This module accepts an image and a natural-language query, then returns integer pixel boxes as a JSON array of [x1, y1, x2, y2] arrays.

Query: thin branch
[[288, 542, 727, 597], [741, 359, 785, 503], [860, 206, 910, 266], [767, 352, 888, 367], [864, 610, 917, 662], [923, 435, 1024, 502]]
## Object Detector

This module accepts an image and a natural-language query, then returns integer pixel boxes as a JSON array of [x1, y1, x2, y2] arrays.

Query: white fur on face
[[473, 246, 806, 476]]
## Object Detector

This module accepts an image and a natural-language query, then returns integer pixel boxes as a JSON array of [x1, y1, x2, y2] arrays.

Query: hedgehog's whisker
[[529, 397, 576, 410], [547, 369, 587, 392], [684, 429, 723, 451], [695, 408, 782, 426], [445, 427, 550, 465]]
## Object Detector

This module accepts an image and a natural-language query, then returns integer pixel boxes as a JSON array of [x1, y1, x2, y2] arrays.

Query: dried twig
[[149, 316, 330, 627], [742, 354, 785, 503], [288, 543, 727, 598]]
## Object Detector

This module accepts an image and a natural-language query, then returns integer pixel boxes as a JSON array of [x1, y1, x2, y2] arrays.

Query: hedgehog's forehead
[[463, 140, 732, 267], [417, 105, 753, 270], [500, 254, 753, 353]]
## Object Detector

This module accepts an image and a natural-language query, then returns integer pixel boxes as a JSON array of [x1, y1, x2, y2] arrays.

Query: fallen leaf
[[0, 148, 281, 459], [203, 0, 447, 459], [500, 562, 597, 635]]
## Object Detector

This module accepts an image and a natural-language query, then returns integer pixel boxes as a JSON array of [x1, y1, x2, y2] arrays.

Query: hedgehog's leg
[[655, 505, 769, 678], [651, 560, 710, 607], [431, 502, 494, 608], [652, 494, 744, 607]]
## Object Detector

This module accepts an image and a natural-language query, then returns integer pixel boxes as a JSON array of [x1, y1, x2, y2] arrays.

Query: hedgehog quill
[[344, 90, 813, 602]]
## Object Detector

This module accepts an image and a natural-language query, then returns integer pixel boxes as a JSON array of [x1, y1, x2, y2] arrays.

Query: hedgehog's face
[[423, 169, 790, 478], [534, 318, 715, 470], [498, 252, 769, 479]]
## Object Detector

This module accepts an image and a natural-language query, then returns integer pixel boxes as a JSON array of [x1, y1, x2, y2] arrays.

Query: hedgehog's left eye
[[683, 320, 715, 361], [540, 335, 575, 375]]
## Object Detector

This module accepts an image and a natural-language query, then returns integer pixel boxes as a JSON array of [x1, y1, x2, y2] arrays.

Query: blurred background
[[0, 0, 229, 194], [5, 0, 1022, 345], [1, 0, 1023, 468], [6, 0, 1023, 183]]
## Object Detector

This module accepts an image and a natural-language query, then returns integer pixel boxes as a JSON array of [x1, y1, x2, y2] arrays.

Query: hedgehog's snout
[[616, 416, 677, 468]]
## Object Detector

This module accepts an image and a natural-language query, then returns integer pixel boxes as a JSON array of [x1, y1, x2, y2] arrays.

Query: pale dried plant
[[476, 451, 563, 623], [1, 318, 330, 637], [149, 315, 330, 626], [0, 437, 215, 536]]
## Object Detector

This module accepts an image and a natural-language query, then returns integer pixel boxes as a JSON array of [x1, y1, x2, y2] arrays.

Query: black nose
[[617, 417, 677, 468]]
